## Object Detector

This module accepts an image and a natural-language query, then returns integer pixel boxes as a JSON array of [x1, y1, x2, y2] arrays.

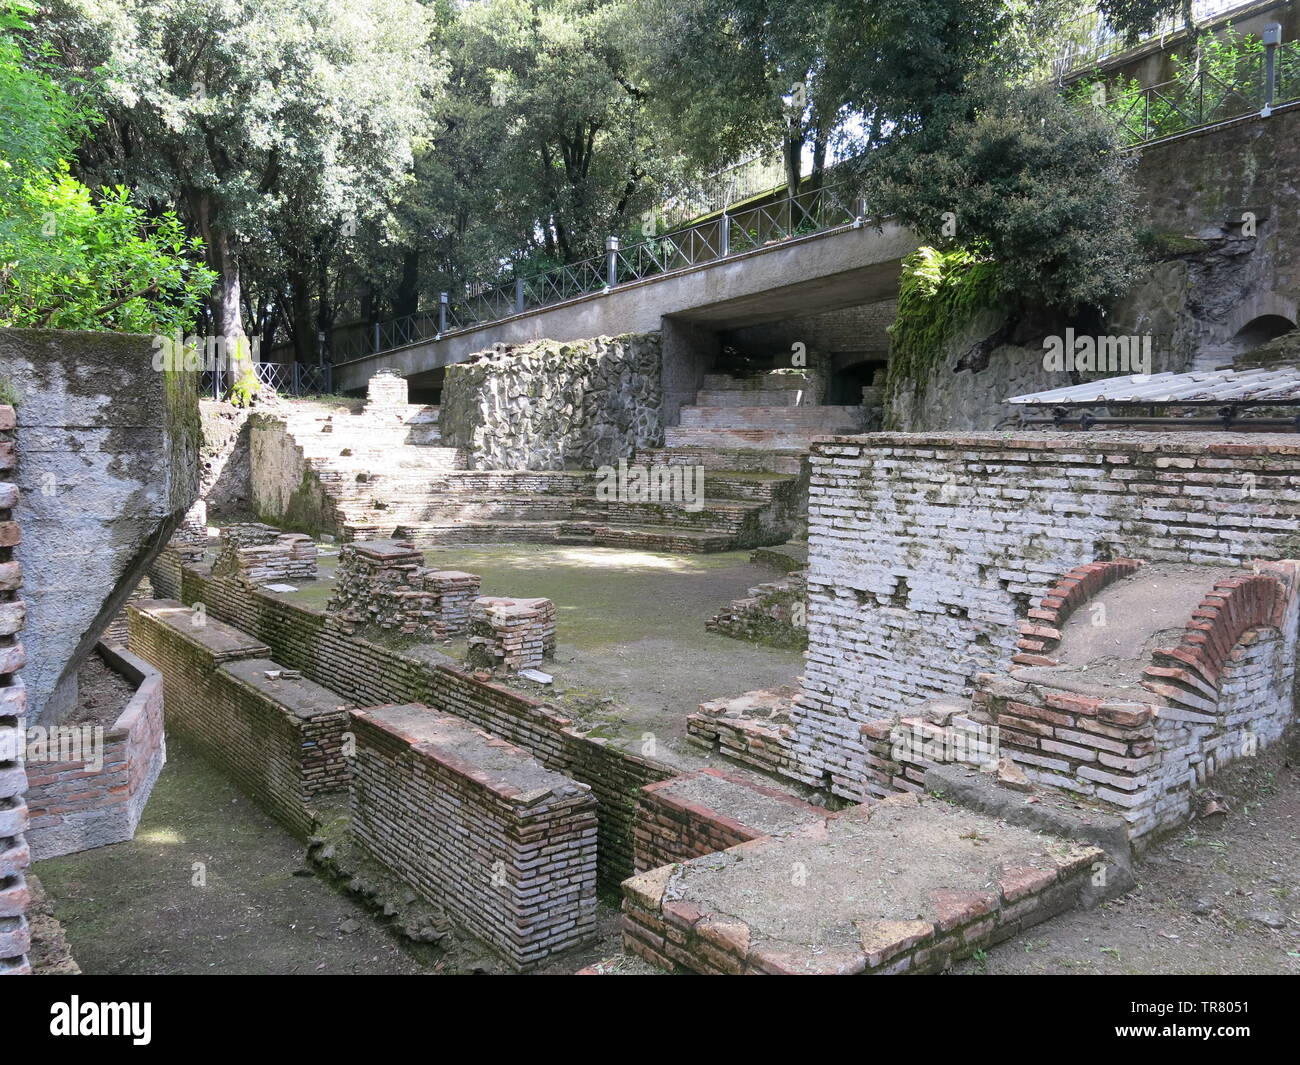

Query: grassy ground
[[273, 542, 804, 769]]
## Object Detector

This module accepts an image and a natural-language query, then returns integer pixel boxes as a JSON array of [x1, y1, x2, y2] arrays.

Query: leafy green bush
[[0, 2, 214, 333]]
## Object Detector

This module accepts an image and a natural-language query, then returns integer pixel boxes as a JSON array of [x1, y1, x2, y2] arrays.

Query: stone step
[[694, 389, 811, 408], [636, 446, 807, 476], [664, 426, 854, 450], [678, 405, 866, 430], [701, 373, 817, 392], [563, 522, 738, 553]]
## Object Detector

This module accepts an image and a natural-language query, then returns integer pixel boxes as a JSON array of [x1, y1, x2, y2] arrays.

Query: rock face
[[440, 333, 663, 470], [0, 328, 200, 722]]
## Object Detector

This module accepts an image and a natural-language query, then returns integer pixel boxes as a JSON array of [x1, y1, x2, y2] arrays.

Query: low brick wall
[[213, 523, 316, 584], [633, 768, 822, 872], [621, 794, 1106, 975], [350, 703, 598, 970], [686, 688, 802, 781], [0, 402, 30, 973], [169, 567, 678, 885], [328, 539, 479, 637], [706, 572, 807, 649], [24, 643, 166, 859], [128, 600, 350, 837]]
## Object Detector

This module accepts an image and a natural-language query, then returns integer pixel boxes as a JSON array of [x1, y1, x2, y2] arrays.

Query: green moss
[[883, 246, 1001, 411], [0, 376, 20, 407]]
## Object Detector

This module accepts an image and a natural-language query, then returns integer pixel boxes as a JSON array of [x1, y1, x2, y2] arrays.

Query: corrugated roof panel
[[1007, 366, 1300, 405]]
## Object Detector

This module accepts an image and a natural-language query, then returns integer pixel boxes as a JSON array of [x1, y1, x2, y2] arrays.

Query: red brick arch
[[1143, 572, 1290, 710], [1013, 559, 1145, 667]]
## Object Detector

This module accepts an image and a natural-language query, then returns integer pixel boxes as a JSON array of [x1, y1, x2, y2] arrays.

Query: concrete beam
[[336, 221, 916, 392]]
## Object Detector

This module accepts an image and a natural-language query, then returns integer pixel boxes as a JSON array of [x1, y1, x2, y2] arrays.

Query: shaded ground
[[34, 735, 620, 975], [954, 736, 1300, 975]]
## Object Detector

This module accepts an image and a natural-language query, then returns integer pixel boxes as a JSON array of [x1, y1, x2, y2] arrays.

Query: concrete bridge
[[333, 219, 918, 397]]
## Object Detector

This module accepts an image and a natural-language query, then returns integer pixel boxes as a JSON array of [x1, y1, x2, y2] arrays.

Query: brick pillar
[[0, 404, 31, 974]]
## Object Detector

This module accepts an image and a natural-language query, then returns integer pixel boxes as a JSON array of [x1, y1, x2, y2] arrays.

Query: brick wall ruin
[[794, 432, 1300, 803], [128, 601, 351, 837], [0, 403, 30, 973], [467, 596, 556, 672], [24, 644, 166, 860], [212, 523, 317, 585], [350, 703, 598, 970], [164, 562, 676, 885], [327, 539, 479, 638]]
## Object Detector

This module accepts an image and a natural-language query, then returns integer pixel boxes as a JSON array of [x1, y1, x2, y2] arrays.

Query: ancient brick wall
[[212, 523, 316, 584], [0, 403, 30, 973], [328, 540, 479, 638], [128, 601, 350, 837], [24, 644, 166, 859], [349, 704, 598, 970], [176, 566, 676, 885], [796, 432, 1300, 802], [633, 768, 822, 872]]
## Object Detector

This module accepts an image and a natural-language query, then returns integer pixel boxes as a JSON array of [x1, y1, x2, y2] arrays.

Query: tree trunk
[[289, 268, 315, 365]]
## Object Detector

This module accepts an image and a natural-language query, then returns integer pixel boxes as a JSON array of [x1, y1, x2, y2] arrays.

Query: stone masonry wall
[[0, 403, 30, 973], [440, 333, 663, 470], [795, 431, 1300, 802], [350, 703, 598, 970]]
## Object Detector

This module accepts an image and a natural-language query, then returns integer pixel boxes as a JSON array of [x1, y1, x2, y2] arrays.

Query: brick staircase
[[665, 372, 866, 451]]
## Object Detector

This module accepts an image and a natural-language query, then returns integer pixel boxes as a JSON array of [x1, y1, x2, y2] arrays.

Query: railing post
[[438, 291, 448, 336], [605, 236, 619, 289], [1263, 22, 1282, 113], [373, 322, 380, 353], [720, 212, 730, 257], [515, 275, 525, 314]]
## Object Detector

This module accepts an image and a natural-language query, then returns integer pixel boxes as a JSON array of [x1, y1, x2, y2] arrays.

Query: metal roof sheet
[[1007, 366, 1300, 406]]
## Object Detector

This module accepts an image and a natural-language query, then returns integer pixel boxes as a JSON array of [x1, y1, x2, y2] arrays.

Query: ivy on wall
[[882, 246, 1002, 412]]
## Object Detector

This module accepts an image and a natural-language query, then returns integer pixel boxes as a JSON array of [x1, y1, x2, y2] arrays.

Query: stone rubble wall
[[795, 431, 1300, 803], [212, 522, 317, 584], [24, 644, 166, 860], [440, 333, 664, 470], [349, 703, 598, 970], [127, 600, 350, 837], [327, 540, 479, 638], [467, 597, 556, 673], [0, 403, 30, 974]]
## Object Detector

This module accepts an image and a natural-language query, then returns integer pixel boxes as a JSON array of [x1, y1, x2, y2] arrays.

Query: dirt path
[[35, 736, 434, 975], [955, 736, 1300, 975]]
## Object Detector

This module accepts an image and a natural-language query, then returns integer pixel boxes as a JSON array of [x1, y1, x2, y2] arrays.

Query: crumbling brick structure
[[212, 523, 317, 585], [23, 643, 166, 860], [467, 596, 556, 672], [128, 600, 350, 836], [349, 702, 598, 970], [364, 368, 410, 412], [0, 403, 30, 974], [327, 539, 480, 637]]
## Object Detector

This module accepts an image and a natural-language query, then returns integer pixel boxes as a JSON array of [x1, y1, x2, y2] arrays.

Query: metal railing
[[336, 181, 865, 365], [1102, 35, 1300, 143], [200, 360, 333, 399], [1052, 0, 1251, 76]]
